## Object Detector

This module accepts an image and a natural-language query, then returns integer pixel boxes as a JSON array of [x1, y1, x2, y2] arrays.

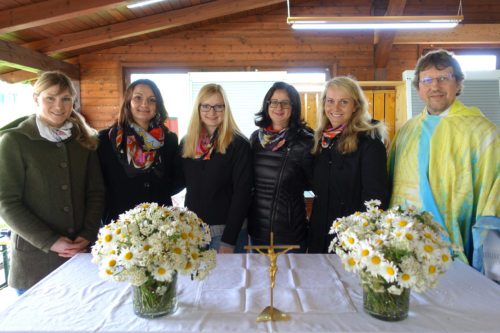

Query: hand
[[218, 244, 234, 254], [72, 236, 90, 253], [50, 236, 89, 258]]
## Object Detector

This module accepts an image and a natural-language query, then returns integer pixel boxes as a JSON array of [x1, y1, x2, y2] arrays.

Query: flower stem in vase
[[362, 284, 410, 322], [133, 272, 178, 318]]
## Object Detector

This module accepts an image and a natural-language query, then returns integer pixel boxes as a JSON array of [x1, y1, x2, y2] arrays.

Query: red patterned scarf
[[111, 123, 164, 169], [194, 128, 217, 160], [321, 124, 346, 149]]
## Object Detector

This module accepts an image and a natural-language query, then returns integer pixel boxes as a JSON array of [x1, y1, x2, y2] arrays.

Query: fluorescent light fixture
[[127, 0, 166, 9], [287, 15, 463, 30]]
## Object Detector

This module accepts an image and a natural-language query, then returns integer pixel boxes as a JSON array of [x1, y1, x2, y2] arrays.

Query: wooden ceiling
[[1, 0, 499, 83]]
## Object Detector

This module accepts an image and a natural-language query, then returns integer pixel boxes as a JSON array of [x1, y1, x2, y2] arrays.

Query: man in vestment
[[388, 49, 499, 274]]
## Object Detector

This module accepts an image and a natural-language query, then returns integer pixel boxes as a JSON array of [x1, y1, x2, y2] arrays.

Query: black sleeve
[[360, 137, 389, 210], [221, 136, 253, 245], [301, 136, 315, 191], [167, 132, 185, 196]]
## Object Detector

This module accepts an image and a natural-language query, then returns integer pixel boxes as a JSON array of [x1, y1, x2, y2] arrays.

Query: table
[[1, 253, 500, 332]]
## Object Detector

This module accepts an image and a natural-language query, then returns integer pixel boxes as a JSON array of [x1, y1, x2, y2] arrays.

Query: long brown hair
[[312, 77, 387, 155], [33, 71, 98, 150], [116, 79, 168, 129]]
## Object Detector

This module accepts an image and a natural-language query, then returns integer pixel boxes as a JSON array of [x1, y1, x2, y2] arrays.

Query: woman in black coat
[[98, 79, 182, 225], [180, 83, 252, 253], [308, 76, 389, 253], [248, 82, 313, 253]]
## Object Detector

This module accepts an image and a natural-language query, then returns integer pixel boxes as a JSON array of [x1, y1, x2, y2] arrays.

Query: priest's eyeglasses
[[419, 73, 455, 86], [200, 104, 225, 112]]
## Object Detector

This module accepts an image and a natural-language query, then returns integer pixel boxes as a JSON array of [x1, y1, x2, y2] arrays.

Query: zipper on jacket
[[269, 146, 291, 234]]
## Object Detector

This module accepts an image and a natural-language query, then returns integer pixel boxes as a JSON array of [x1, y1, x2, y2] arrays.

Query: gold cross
[[245, 232, 300, 322]]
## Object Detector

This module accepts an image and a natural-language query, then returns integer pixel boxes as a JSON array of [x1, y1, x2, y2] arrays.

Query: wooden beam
[[0, 0, 128, 34], [23, 0, 284, 53], [0, 70, 38, 84], [393, 24, 500, 44], [0, 40, 79, 81], [374, 0, 407, 78]]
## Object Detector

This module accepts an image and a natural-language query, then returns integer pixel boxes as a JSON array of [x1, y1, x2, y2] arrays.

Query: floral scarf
[[321, 124, 346, 149], [194, 128, 217, 160], [258, 126, 288, 151], [110, 123, 164, 170]]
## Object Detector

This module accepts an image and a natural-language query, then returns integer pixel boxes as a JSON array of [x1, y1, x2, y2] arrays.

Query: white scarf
[[36, 115, 73, 142]]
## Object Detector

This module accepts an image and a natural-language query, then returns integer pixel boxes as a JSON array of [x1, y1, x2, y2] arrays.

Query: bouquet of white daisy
[[91, 202, 216, 318], [329, 200, 455, 321]]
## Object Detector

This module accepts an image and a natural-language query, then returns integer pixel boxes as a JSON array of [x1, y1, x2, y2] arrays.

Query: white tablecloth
[[1, 253, 500, 332]]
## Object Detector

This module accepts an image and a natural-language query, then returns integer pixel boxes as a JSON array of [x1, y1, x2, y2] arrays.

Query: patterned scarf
[[258, 126, 288, 151], [36, 115, 73, 142], [194, 128, 217, 160], [110, 123, 164, 170], [321, 124, 346, 149]]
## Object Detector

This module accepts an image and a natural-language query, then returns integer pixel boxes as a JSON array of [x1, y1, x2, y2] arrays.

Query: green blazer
[[0, 115, 105, 289]]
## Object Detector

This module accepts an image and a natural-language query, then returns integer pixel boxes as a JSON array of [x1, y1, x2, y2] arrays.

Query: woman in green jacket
[[0, 71, 105, 295]]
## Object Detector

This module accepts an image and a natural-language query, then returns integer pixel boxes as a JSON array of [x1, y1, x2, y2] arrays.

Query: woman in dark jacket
[[180, 83, 252, 253], [248, 81, 313, 252], [98, 79, 181, 225], [308, 76, 389, 253]]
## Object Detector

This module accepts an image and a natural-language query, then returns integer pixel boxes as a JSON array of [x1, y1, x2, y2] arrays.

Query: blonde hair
[[34, 71, 98, 150], [182, 84, 241, 158], [312, 76, 387, 154]]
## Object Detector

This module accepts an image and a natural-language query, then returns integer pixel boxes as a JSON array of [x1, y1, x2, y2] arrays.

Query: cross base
[[256, 306, 291, 322]]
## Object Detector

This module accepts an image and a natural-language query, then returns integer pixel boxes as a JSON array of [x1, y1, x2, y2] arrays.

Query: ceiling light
[[286, 0, 463, 30], [127, 0, 166, 9], [288, 16, 463, 30]]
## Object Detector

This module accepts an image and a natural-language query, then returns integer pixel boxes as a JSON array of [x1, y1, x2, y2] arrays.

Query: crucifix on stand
[[245, 231, 300, 322]]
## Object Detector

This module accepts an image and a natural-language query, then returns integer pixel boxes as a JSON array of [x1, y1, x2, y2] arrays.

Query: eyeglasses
[[268, 99, 292, 109], [419, 73, 455, 86], [200, 104, 225, 113]]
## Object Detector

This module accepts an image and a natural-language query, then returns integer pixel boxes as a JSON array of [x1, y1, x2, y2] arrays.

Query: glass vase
[[362, 284, 410, 321], [132, 272, 178, 318]]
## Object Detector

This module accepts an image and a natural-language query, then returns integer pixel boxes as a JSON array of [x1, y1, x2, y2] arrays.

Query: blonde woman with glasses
[[308, 76, 388, 253], [180, 83, 252, 253]]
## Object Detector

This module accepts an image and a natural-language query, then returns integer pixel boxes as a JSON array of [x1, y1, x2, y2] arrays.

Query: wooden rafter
[[23, 0, 284, 54], [374, 0, 407, 77], [0, 40, 79, 82], [0, 0, 128, 34], [393, 24, 500, 44]]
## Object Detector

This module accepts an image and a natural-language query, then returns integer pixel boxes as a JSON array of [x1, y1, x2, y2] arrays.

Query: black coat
[[180, 134, 252, 246], [97, 127, 182, 225], [248, 128, 314, 245], [308, 133, 389, 253]]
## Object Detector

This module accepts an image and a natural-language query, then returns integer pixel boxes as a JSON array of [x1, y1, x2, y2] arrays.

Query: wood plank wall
[[78, 2, 420, 130], [301, 90, 397, 141]]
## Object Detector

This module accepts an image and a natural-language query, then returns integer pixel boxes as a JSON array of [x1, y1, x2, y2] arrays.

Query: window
[[131, 71, 326, 139], [0, 81, 33, 128], [455, 55, 497, 71]]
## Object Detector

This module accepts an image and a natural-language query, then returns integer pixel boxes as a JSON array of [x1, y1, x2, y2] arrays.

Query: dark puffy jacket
[[248, 128, 314, 244]]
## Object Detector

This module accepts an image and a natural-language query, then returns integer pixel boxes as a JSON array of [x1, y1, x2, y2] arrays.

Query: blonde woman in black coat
[[181, 84, 252, 253], [308, 77, 389, 253]]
